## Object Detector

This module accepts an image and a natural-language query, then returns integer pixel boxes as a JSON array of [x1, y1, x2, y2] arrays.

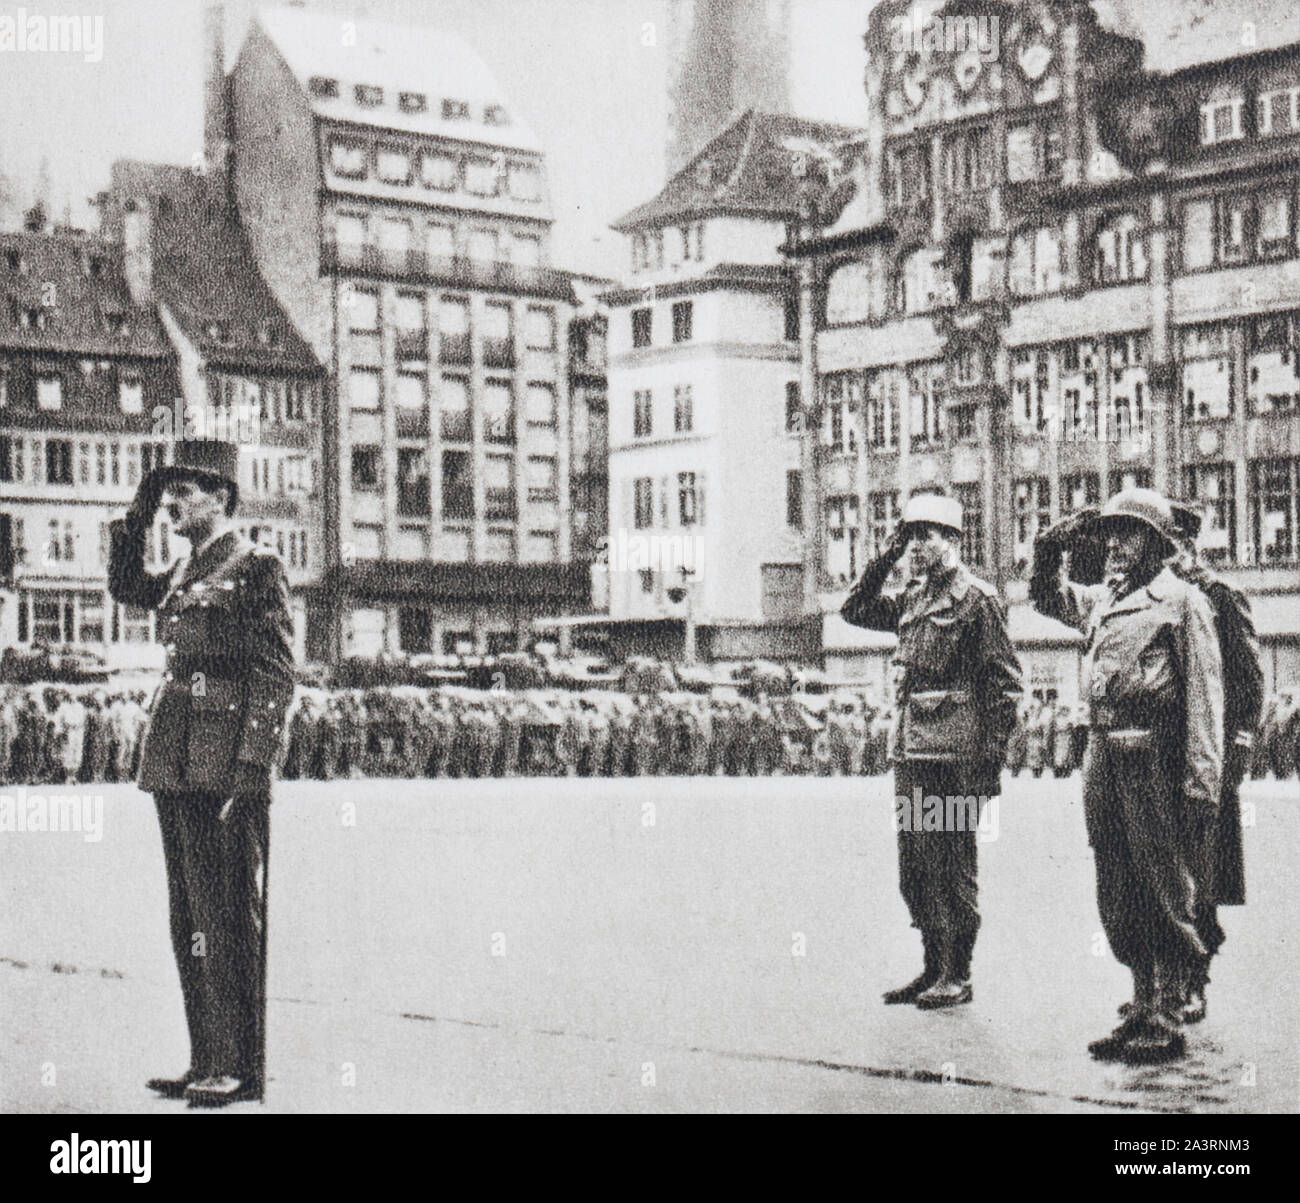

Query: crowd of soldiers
[[3, 678, 1299, 786]]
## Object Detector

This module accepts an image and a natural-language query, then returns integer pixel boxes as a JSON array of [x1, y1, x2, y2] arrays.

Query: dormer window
[[483, 104, 509, 127], [355, 84, 384, 107], [1258, 86, 1300, 136], [399, 91, 427, 114], [441, 98, 470, 120], [1199, 97, 1244, 146], [21, 306, 48, 331], [309, 76, 339, 98]]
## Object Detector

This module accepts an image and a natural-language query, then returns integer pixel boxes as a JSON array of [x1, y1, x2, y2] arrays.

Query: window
[[378, 217, 411, 260], [1182, 324, 1232, 420], [350, 368, 381, 412], [526, 382, 556, 427], [1218, 193, 1249, 265], [950, 402, 977, 441], [0, 364, 6, 408], [483, 379, 514, 443], [395, 374, 426, 411], [525, 306, 555, 350], [631, 307, 652, 348], [442, 98, 471, 120], [785, 381, 801, 433], [394, 292, 424, 334], [639, 569, 655, 594], [671, 301, 693, 343], [634, 477, 654, 529], [377, 147, 411, 184], [1109, 334, 1149, 441], [673, 385, 693, 433], [45, 439, 72, 484], [952, 484, 984, 567], [1182, 198, 1215, 270], [354, 84, 383, 107], [507, 163, 541, 202], [678, 472, 699, 526], [440, 375, 471, 441], [527, 456, 557, 503], [1184, 190, 1296, 270], [512, 235, 542, 269], [1199, 98, 1244, 146], [1183, 463, 1236, 564], [1009, 226, 1062, 296], [350, 446, 380, 492], [886, 142, 930, 207], [425, 222, 455, 260], [826, 494, 861, 583], [441, 450, 474, 519], [464, 158, 499, 197], [896, 247, 943, 313], [483, 104, 510, 127], [37, 374, 62, 410], [397, 448, 430, 516], [420, 152, 458, 191], [1258, 86, 1300, 136], [1013, 477, 1051, 565], [633, 389, 653, 437], [483, 302, 513, 367], [943, 126, 993, 193], [1093, 212, 1148, 284], [1108, 468, 1151, 496], [1061, 472, 1100, 516], [1249, 458, 1298, 564], [399, 91, 427, 114], [349, 288, 380, 333], [907, 366, 943, 449], [329, 138, 367, 179], [1257, 189, 1294, 259], [784, 296, 800, 341], [868, 491, 901, 557], [1006, 121, 1064, 183], [786, 469, 802, 529], [865, 370, 900, 451], [467, 228, 499, 263], [398, 608, 432, 653], [825, 260, 871, 325], [118, 374, 144, 414], [823, 374, 858, 454], [309, 76, 338, 98], [1247, 311, 1300, 415]]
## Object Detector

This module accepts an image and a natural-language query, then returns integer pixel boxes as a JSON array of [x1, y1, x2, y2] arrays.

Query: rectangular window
[[507, 163, 542, 201], [671, 301, 693, 343], [953, 483, 984, 567], [439, 297, 471, 363], [440, 376, 471, 441], [1249, 458, 1298, 564], [525, 306, 555, 350], [420, 152, 458, 191], [329, 138, 368, 178], [394, 292, 424, 334], [399, 91, 427, 114], [349, 289, 380, 333], [526, 455, 557, 504], [868, 491, 900, 556], [464, 158, 500, 196], [1182, 199, 1215, 270], [673, 384, 693, 433], [483, 379, 515, 443], [784, 296, 800, 342], [397, 448, 431, 516], [785, 381, 801, 433], [118, 375, 144, 414], [1199, 98, 1244, 146], [350, 368, 382, 411], [1247, 311, 1300, 415], [351, 447, 380, 491], [355, 84, 384, 107], [1218, 194, 1250, 265], [1258, 86, 1300, 136], [634, 477, 654, 529], [37, 374, 63, 410], [376, 147, 411, 184], [395, 374, 426, 411], [1256, 189, 1293, 260], [441, 450, 474, 519], [526, 382, 556, 427], [512, 235, 542, 269], [678, 472, 698, 526], [442, 98, 471, 121], [467, 228, 499, 263], [631, 307, 652, 348], [1183, 463, 1236, 564], [1013, 477, 1051, 565], [45, 439, 73, 485], [425, 222, 455, 259], [786, 469, 803, 529], [633, 389, 653, 437]]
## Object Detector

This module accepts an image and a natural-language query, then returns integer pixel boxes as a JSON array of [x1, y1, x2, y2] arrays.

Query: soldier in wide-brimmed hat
[[107, 438, 295, 1108]]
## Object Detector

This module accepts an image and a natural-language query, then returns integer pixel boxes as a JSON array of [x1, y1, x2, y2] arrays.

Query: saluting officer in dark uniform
[[1169, 502, 1263, 1024], [108, 439, 295, 1108], [842, 489, 1022, 1009]]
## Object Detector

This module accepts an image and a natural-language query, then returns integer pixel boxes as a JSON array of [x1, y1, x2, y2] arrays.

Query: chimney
[[122, 200, 153, 305], [203, 5, 230, 184]]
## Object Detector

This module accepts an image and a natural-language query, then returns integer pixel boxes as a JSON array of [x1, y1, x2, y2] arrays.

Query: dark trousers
[[154, 792, 269, 1085], [1082, 732, 1208, 979], [893, 761, 981, 980]]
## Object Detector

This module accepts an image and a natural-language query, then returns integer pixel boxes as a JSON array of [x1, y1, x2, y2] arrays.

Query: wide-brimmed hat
[[145, 439, 240, 516]]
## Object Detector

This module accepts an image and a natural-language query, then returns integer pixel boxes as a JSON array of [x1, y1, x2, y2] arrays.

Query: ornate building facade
[[792, 0, 1300, 694]]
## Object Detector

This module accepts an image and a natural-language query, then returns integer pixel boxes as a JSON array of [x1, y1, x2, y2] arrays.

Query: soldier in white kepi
[[842, 487, 1022, 1009]]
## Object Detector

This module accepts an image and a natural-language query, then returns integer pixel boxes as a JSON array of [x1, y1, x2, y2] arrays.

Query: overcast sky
[[0, 0, 874, 278]]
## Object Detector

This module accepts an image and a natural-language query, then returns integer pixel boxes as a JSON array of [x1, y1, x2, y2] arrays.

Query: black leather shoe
[[1118, 1023, 1186, 1066], [915, 979, 973, 1010], [146, 1071, 198, 1099], [184, 1076, 262, 1108], [882, 973, 934, 1005], [1088, 1015, 1143, 1061]]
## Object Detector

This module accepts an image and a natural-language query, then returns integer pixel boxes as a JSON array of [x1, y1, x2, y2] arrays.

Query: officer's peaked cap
[[902, 492, 962, 536], [146, 439, 240, 516]]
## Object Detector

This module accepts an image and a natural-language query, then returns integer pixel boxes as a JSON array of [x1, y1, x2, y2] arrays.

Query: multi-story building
[[605, 110, 859, 660], [792, 0, 1300, 694], [224, 5, 592, 661], [0, 228, 180, 668], [100, 160, 326, 662]]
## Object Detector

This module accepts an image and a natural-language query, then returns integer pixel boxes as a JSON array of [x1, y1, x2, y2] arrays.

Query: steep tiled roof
[[252, 5, 540, 154], [612, 110, 863, 231], [0, 231, 172, 359], [109, 160, 321, 374]]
